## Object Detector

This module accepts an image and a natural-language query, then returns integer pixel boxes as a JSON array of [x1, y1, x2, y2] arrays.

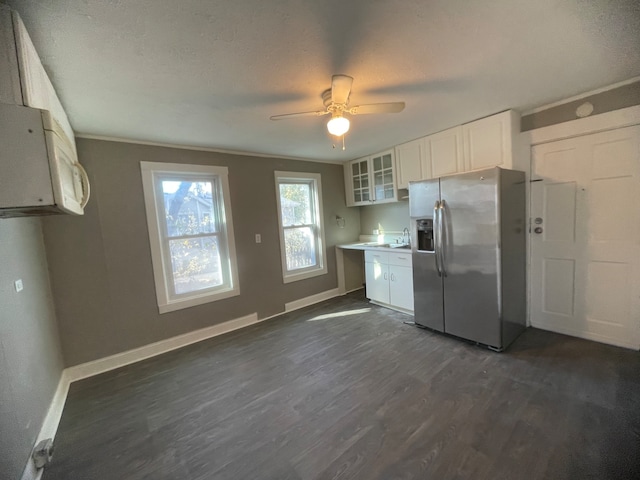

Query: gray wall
[[521, 80, 640, 131], [0, 217, 64, 480], [43, 139, 360, 366], [359, 201, 410, 236]]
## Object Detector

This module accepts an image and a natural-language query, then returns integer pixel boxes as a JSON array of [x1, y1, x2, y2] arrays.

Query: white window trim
[[275, 171, 327, 283], [141, 162, 240, 313]]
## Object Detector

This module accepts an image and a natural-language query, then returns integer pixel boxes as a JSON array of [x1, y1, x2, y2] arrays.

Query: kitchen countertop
[[338, 242, 412, 253]]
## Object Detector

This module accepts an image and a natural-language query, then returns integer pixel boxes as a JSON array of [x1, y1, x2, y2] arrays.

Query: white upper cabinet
[[350, 110, 521, 204], [395, 125, 465, 188], [0, 5, 21, 104], [370, 150, 396, 202], [345, 150, 397, 206], [395, 138, 425, 189], [0, 7, 76, 148], [424, 126, 465, 178], [462, 110, 519, 172], [344, 157, 372, 206]]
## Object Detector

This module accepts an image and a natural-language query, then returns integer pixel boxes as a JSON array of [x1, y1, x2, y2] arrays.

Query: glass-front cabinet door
[[344, 151, 396, 207], [350, 158, 371, 205], [371, 150, 396, 202]]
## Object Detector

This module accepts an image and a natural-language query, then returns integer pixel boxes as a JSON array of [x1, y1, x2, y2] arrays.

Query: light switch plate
[[255, 234, 261, 244], [14, 279, 23, 292]]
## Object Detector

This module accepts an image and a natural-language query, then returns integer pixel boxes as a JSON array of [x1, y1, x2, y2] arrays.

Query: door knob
[[534, 227, 543, 234], [534, 217, 543, 224]]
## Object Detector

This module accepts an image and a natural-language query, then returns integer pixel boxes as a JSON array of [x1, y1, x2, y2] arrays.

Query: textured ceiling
[[6, 0, 640, 162]]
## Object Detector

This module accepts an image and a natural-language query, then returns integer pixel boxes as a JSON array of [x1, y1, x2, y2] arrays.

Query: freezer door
[[409, 178, 439, 218], [440, 169, 501, 347], [412, 251, 444, 330], [409, 179, 444, 331]]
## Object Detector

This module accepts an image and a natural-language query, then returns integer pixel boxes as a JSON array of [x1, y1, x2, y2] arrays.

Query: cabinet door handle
[[384, 272, 388, 280], [390, 273, 395, 281]]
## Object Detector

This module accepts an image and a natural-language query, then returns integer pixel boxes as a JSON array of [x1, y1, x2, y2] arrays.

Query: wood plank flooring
[[43, 291, 640, 480]]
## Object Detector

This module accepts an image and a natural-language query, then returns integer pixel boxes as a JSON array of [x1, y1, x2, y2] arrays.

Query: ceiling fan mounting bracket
[[322, 89, 348, 116], [270, 75, 404, 124]]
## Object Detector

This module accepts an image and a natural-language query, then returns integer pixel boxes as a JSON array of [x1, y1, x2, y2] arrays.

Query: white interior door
[[530, 125, 640, 349]]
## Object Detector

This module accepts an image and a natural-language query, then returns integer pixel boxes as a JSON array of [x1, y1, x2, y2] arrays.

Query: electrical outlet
[[14, 279, 23, 292], [255, 234, 262, 244]]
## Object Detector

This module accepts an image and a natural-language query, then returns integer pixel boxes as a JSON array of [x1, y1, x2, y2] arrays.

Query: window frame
[[274, 171, 327, 283], [141, 162, 240, 313]]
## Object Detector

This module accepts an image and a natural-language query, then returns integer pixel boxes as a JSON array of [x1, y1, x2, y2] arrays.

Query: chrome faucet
[[403, 227, 410, 245]]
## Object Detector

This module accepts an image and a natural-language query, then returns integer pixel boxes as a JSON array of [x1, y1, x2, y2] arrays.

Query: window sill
[[282, 266, 327, 284], [158, 287, 240, 314]]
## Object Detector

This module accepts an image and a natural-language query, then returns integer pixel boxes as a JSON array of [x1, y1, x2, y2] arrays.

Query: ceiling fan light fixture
[[327, 115, 350, 136]]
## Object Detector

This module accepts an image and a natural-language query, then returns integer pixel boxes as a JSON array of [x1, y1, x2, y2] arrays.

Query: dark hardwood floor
[[44, 291, 640, 480]]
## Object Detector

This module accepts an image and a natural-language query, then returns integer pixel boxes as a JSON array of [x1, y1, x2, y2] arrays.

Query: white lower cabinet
[[365, 260, 390, 304], [389, 264, 414, 311], [365, 250, 413, 313]]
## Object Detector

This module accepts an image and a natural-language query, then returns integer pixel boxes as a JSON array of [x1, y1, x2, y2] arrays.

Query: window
[[275, 171, 327, 283], [141, 162, 239, 313]]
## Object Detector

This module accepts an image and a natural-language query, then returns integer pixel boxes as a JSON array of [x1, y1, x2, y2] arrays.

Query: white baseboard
[[344, 286, 364, 295], [20, 461, 42, 480], [20, 371, 70, 480], [23, 289, 344, 478], [284, 288, 341, 312], [531, 322, 640, 351], [23, 312, 266, 479], [65, 312, 261, 382]]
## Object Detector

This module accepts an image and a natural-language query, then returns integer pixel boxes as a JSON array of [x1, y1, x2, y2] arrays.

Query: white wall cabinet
[[392, 111, 522, 190], [0, 7, 76, 148], [365, 250, 413, 313], [395, 126, 464, 187], [463, 110, 520, 172], [344, 157, 372, 206], [347, 111, 521, 203], [425, 126, 465, 178], [345, 150, 397, 206], [395, 138, 424, 189]]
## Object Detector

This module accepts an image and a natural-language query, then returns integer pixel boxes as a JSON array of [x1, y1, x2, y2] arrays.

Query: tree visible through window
[[141, 162, 239, 313], [275, 172, 327, 283], [161, 179, 222, 295]]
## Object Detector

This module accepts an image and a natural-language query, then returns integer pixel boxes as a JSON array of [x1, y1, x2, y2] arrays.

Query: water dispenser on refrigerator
[[416, 219, 434, 252]]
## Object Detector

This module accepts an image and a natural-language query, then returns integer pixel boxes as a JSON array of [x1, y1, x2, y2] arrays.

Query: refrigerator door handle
[[439, 200, 447, 277], [434, 200, 442, 276]]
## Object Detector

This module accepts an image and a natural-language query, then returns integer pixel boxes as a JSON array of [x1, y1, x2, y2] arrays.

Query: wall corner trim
[[285, 288, 341, 312]]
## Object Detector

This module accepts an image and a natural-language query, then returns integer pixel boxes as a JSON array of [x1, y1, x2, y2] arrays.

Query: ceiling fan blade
[[331, 75, 353, 105], [349, 102, 405, 115], [270, 110, 329, 120]]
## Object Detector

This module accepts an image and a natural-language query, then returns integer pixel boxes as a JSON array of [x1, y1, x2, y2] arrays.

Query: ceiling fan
[[270, 75, 405, 137]]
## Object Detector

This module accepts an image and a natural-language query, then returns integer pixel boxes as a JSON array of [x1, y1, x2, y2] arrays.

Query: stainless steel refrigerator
[[409, 167, 526, 351]]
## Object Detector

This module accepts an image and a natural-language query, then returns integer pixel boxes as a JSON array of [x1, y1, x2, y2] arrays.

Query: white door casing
[[530, 125, 640, 349]]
